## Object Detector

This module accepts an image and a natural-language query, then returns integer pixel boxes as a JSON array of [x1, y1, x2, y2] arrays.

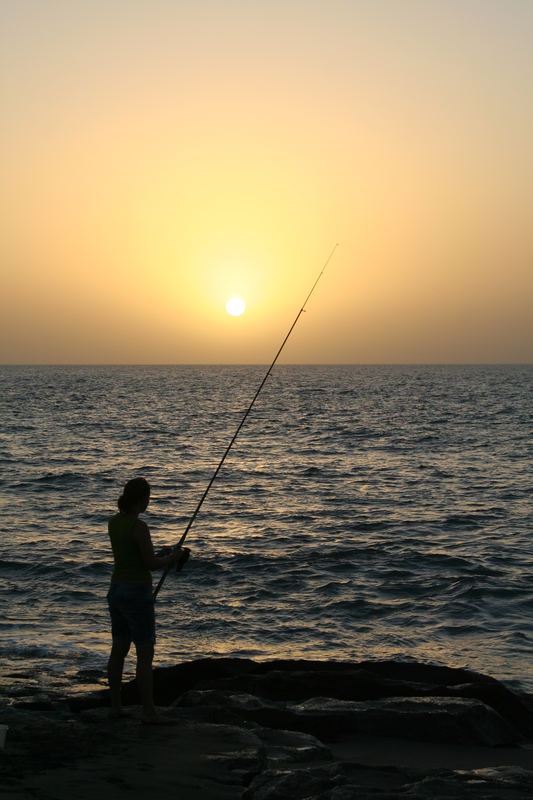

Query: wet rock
[[177, 690, 521, 746], [192, 661, 533, 738], [192, 722, 265, 786], [244, 765, 533, 800], [401, 766, 533, 799], [1, 712, 266, 799], [251, 726, 332, 768], [167, 659, 533, 739], [196, 667, 431, 703], [243, 763, 344, 800], [56, 659, 533, 798], [66, 658, 533, 742], [4, 673, 533, 800], [292, 695, 521, 746], [445, 683, 533, 738], [0, 707, 115, 780]]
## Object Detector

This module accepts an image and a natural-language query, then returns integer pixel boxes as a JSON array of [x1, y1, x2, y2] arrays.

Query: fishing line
[[153, 243, 339, 600]]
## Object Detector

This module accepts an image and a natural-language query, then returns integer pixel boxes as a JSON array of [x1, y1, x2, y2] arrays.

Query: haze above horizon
[[2, 1, 532, 364]]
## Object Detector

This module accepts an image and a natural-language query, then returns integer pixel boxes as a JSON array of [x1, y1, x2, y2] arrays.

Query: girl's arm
[[132, 520, 177, 570]]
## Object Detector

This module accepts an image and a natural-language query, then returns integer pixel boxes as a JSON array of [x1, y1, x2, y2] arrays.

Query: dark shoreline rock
[[175, 690, 521, 746], [67, 657, 533, 740], [3, 659, 533, 799]]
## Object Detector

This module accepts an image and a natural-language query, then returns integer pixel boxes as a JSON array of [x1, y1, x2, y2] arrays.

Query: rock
[[251, 726, 332, 767], [294, 695, 521, 746], [244, 764, 533, 800], [190, 722, 265, 786], [0, 707, 116, 780], [446, 682, 533, 738], [176, 690, 521, 746], [4, 667, 533, 800], [196, 667, 435, 703], [66, 658, 533, 742], [193, 661, 533, 738], [1, 713, 266, 799], [401, 766, 533, 799], [243, 764, 344, 800], [159, 659, 533, 737], [55, 659, 533, 798]]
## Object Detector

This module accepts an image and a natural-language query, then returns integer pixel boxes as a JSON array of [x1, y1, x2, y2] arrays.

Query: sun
[[225, 296, 246, 316]]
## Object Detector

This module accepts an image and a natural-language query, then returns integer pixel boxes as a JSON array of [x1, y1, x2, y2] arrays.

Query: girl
[[106, 477, 186, 723]]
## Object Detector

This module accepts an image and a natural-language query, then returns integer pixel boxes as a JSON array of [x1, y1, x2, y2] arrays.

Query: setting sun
[[226, 297, 246, 317]]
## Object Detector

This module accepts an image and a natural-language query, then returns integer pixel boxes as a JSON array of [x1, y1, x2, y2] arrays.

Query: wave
[[0, 643, 64, 659], [444, 512, 505, 528], [77, 560, 111, 572], [0, 559, 68, 577]]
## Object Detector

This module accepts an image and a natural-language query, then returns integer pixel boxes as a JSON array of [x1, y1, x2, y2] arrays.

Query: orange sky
[[2, 1, 532, 363]]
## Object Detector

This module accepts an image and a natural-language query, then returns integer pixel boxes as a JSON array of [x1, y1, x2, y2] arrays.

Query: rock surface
[[2, 658, 533, 799], [67, 657, 533, 736], [175, 689, 522, 746]]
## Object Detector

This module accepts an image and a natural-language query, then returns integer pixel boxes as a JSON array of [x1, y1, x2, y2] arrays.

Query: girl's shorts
[[107, 582, 156, 646]]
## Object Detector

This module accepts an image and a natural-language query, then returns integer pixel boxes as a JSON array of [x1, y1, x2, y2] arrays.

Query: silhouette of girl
[[106, 477, 188, 723]]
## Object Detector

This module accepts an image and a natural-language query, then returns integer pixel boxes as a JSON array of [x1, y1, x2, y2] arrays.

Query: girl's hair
[[118, 477, 150, 512]]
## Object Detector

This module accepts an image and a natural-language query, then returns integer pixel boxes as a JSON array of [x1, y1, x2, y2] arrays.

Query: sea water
[[0, 365, 532, 701]]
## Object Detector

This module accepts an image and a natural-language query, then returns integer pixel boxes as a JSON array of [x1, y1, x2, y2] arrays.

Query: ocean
[[0, 364, 532, 704]]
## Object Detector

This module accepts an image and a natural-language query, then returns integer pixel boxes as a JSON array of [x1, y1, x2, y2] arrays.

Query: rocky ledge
[[2, 658, 533, 799]]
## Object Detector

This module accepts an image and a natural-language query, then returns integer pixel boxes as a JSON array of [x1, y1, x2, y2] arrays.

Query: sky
[[2, 0, 532, 364]]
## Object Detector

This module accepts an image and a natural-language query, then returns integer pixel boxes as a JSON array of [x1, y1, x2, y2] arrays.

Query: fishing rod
[[153, 243, 339, 600]]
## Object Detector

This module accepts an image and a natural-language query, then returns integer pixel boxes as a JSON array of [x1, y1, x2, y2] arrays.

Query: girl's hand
[[176, 547, 191, 570]]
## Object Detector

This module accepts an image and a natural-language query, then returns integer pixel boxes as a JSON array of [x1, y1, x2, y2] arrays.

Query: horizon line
[[1, 362, 532, 368]]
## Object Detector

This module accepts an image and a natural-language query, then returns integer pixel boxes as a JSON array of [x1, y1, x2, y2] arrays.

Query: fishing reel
[[175, 546, 190, 572], [157, 545, 191, 572]]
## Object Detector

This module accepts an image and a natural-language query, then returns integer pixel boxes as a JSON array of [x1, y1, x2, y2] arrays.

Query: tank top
[[108, 513, 151, 585]]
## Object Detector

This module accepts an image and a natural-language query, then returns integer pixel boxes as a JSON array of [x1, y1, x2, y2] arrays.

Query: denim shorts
[[107, 582, 156, 647]]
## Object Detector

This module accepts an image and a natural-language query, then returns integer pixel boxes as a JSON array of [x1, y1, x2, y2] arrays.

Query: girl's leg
[[135, 642, 156, 721], [107, 637, 131, 717]]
